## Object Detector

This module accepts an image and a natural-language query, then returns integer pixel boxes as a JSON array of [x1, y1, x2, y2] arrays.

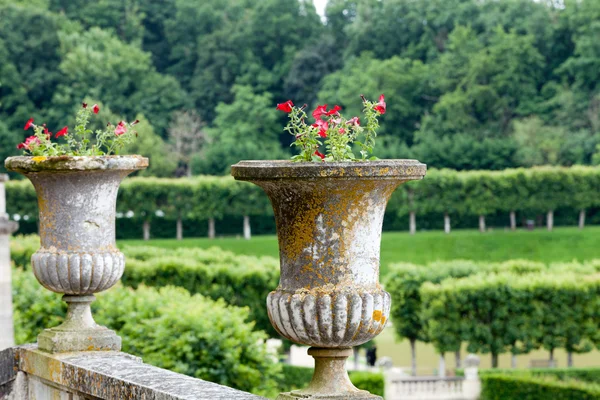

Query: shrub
[[481, 374, 600, 400], [121, 245, 280, 337], [11, 268, 280, 396], [9, 234, 38, 269], [477, 368, 600, 384]]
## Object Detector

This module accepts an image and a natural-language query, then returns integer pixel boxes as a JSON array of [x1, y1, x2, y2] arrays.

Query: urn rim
[[231, 159, 426, 180], [5, 155, 148, 173]]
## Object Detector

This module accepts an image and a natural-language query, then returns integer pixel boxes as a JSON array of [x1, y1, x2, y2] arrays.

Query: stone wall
[[0, 346, 265, 400]]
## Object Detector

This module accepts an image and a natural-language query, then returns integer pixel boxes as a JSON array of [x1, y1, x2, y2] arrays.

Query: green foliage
[[11, 267, 280, 395], [477, 367, 600, 384], [480, 374, 600, 400], [120, 245, 280, 337]]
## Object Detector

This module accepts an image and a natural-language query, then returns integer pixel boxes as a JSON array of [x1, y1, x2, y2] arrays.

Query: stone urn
[[231, 160, 426, 399], [5, 156, 148, 353]]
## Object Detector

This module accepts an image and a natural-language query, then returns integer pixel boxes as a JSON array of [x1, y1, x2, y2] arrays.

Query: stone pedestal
[[0, 174, 19, 351]]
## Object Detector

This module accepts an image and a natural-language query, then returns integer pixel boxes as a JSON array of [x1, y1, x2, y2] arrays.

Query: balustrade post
[[0, 174, 19, 350], [463, 354, 481, 400]]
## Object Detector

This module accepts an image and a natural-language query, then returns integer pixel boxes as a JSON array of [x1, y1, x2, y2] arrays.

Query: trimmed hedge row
[[6, 166, 600, 238], [386, 260, 600, 370], [11, 267, 281, 396], [477, 368, 600, 384], [481, 374, 600, 400], [277, 365, 384, 397]]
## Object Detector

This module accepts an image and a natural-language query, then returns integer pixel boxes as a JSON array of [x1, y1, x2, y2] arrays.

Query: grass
[[120, 226, 600, 275]]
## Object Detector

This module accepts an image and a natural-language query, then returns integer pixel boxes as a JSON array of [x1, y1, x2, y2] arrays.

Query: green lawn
[[120, 226, 600, 275]]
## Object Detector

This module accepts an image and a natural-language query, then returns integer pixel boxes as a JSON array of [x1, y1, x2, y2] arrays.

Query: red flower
[[43, 125, 52, 139], [326, 105, 341, 116], [115, 121, 127, 136], [24, 118, 34, 130], [314, 150, 325, 160], [312, 104, 328, 120], [276, 100, 294, 113], [348, 117, 360, 126], [339, 128, 346, 134], [374, 94, 386, 114], [17, 135, 41, 150], [82, 103, 88, 109], [55, 126, 68, 138], [132, 119, 140, 126], [92, 104, 100, 114]]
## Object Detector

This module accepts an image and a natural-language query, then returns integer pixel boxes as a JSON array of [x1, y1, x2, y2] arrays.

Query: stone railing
[[385, 356, 481, 400], [0, 345, 265, 400]]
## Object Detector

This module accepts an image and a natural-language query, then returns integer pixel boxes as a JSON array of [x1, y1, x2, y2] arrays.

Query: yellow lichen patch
[[32, 156, 47, 163], [372, 309, 383, 322]]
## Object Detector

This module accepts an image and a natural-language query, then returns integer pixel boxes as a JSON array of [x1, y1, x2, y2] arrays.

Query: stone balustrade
[[0, 345, 265, 400]]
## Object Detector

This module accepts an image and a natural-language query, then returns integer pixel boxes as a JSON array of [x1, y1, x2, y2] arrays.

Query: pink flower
[[92, 104, 100, 114], [348, 117, 360, 126], [326, 105, 341, 116], [17, 135, 41, 150], [374, 94, 386, 114], [314, 150, 325, 160], [311, 119, 328, 138], [115, 121, 127, 136], [55, 126, 68, 138], [24, 118, 34, 130], [276, 100, 294, 113], [312, 104, 328, 120], [339, 128, 346, 134]]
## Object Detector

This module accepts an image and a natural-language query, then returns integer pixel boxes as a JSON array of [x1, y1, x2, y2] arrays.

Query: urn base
[[276, 348, 382, 400], [37, 295, 121, 353], [277, 391, 381, 399], [38, 326, 121, 353]]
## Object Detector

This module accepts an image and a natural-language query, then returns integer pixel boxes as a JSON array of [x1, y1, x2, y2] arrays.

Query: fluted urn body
[[232, 160, 426, 399], [5, 156, 147, 352]]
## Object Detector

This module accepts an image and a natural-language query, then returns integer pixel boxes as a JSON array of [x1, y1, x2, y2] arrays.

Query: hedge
[[386, 259, 600, 372], [6, 166, 600, 239], [480, 374, 600, 400], [277, 365, 384, 397], [475, 368, 600, 384], [11, 267, 281, 396], [420, 272, 600, 367]]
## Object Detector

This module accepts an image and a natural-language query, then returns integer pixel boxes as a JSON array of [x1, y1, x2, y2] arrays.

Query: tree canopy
[[1, 0, 599, 174]]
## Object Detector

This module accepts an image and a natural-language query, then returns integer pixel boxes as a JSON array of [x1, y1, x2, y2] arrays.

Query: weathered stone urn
[[232, 160, 426, 399], [5, 156, 148, 353]]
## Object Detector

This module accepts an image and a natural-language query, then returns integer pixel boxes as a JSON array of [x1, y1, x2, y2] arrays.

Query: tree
[[123, 115, 177, 177], [168, 111, 208, 177], [197, 85, 287, 175]]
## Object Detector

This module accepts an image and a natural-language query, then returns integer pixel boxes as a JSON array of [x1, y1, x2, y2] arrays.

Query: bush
[[477, 368, 600, 384], [481, 374, 600, 400], [276, 365, 384, 397], [121, 245, 280, 337], [11, 268, 281, 396], [9, 234, 38, 269]]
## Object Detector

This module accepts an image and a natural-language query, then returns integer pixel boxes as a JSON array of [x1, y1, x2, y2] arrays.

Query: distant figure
[[366, 345, 377, 367]]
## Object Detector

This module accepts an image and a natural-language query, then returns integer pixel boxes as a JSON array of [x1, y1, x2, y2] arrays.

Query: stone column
[[0, 174, 19, 350], [463, 354, 481, 400]]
